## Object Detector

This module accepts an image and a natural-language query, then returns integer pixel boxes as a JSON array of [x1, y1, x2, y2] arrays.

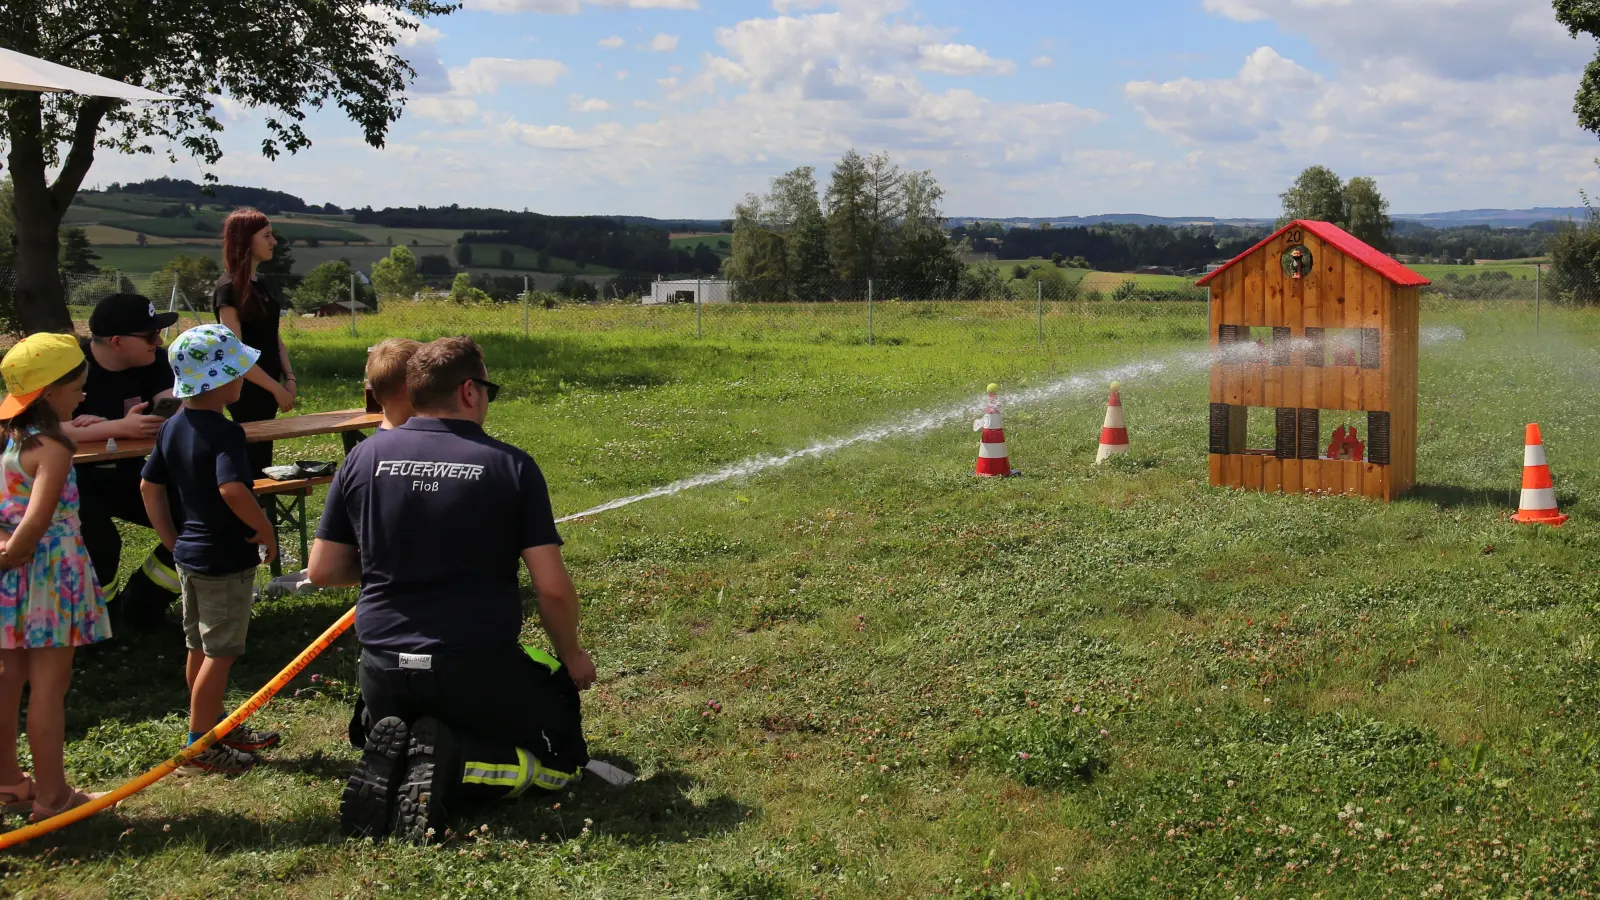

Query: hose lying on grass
[[0, 607, 357, 850]]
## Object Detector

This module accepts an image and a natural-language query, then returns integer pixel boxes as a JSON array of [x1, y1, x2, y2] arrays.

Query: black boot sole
[[340, 716, 409, 839], [394, 716, 454, 845]]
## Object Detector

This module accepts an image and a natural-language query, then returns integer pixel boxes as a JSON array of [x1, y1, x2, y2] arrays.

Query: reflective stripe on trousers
[[141, 548, 180, 593], [461, 747, 579, 797]]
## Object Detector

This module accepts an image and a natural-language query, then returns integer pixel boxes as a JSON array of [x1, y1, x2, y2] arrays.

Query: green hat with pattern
[[168, 324, 260, 399]]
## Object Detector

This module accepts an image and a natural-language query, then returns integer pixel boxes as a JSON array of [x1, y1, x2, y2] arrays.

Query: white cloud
[[568, 95, 613, 112], [445, 57, 568, 95], [1126, 47, 1321, 144], [448, 2, 1103, 195], [465, 0, 698, 11], [370, 8, 451, 93], [918, 43, 1015, 76], [1031, 56, 1053, 69], [1127, 32, 1596, 214], [649, 33, 680, 52], [409, 96, 481, 125], [1202, 0, 1586, 80], [616, 69, 631, 81], [598, 35, 626, 49], [465, 0, 579, 12]]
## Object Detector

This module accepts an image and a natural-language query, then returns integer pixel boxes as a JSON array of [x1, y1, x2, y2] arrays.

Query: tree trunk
[[10, 203, 71, 333], [4, 92, 112, 334]]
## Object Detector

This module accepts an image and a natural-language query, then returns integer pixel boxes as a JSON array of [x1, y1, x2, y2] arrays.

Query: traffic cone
[[1095, 381, 1130, 464], [973, 383, 1016, 477], [1511, 423, 1567, 526]]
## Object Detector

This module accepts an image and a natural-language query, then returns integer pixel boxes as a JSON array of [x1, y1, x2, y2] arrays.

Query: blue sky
[[94, 0, 1600, 219]]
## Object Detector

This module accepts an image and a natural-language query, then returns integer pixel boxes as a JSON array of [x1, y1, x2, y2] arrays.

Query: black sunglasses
[[466, 377, 500, 403], [121, 332, 162, 345]]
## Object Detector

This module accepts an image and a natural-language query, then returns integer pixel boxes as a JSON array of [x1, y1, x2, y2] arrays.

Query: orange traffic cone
[[1511, 423, 1567, 526], [973, 383, 1016, 477], [1095, 381, 1129, 464]]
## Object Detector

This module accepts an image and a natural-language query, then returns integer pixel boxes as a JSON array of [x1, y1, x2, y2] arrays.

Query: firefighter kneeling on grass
[[307, 336, 597, 843]]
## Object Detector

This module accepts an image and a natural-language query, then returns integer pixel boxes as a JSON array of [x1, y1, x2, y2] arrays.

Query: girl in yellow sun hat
[[0, 333, 111, 821]]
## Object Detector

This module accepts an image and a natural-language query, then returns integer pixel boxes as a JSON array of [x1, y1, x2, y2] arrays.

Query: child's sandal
[[29, 789, 106, 823], [0, 776, 35, 815]]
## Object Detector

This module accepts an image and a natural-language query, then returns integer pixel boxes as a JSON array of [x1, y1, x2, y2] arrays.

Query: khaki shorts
[[179, 568, 255, 658]]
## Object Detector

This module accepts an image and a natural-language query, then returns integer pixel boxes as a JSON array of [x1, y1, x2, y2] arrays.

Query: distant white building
[[646, 279, 731, 305]]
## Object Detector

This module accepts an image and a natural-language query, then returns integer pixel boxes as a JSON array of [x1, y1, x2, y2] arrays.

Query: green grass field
[[463, 243, 620, 276], [1411, 262, 1543, 282], [670, 233, 733, 257], [7, 299, 1600, 897]]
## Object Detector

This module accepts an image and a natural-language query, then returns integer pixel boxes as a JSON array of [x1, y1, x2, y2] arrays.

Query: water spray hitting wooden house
[[1197, 220, 1429, 501]]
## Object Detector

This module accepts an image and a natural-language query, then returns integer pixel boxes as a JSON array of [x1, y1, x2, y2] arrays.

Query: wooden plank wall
[[1387, 286, 1421, 497], [1208, 235, 1419, 501]]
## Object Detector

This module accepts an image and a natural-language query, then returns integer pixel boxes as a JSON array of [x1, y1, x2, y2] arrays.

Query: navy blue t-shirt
[[140, 408, 259, 575], [316, 417, 562, 652]]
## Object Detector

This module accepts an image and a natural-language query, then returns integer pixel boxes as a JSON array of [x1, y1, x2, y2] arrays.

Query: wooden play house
[[1195, 220, 1429, 501]]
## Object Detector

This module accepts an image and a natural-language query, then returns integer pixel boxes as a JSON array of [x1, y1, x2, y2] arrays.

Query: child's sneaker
[[221, 723, 281, 753], [175, 744, 257, 777]]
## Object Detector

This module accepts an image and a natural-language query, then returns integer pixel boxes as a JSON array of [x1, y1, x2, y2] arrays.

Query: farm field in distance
[[56, 191, 602, 277], [669, 232, 734, 257], [6, 298, 1599, 896]]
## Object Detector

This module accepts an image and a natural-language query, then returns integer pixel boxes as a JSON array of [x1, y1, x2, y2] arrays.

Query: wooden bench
[[253, 475, 336, 577]]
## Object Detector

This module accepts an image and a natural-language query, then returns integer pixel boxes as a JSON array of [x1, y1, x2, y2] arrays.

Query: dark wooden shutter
[[1367, 411, 1391, 465], [1275, 408, 1298, 459], [1271, 327, 1292, 366], [1303, 327, 1325, 367], [1361, 328, 1381, 370], [1297, 408, 1320, 459], [1209, 403, 1231, 454]]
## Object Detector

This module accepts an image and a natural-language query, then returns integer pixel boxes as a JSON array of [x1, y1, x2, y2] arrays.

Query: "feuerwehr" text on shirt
[[374, 460, 487, 480]]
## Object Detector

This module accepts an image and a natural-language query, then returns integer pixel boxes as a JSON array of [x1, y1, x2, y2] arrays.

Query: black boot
[[340, 716, 410, 839], [395, 717, 459, 845]]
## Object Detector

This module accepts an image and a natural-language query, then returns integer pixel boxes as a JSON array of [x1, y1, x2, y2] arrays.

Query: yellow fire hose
[[0, 607, 356, 850]]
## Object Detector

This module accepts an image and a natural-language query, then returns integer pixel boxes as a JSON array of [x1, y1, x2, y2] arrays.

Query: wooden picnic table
[[73, 408, 382, 576], [73, 409, 383, 464]]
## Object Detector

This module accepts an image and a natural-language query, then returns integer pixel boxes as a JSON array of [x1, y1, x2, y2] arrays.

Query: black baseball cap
[[88, 293, 180, 337]]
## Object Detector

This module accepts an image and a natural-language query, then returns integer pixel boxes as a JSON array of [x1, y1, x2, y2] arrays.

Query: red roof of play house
[[1196, 219, 1430, 288]]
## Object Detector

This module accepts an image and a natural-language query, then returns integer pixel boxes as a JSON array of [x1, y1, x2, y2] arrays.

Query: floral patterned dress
[[0, 429, 109, 648]]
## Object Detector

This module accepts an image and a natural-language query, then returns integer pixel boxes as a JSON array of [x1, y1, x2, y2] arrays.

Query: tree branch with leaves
[[0, 0, 455, 332]]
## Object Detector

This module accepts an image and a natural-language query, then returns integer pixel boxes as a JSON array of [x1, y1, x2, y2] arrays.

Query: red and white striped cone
[[973, 383, 1016, 477], [1511, 423, 1568, 526], [1095, 381, 1129, 464]]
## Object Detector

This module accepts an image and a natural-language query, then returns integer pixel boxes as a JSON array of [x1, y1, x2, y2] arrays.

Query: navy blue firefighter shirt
[[315, 417, 563, 652]]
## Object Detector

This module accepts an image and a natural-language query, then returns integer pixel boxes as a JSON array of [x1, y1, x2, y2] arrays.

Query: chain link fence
[[5, 263, 1591, 359]]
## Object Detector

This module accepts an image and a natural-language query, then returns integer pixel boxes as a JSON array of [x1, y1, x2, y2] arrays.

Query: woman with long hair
[[214, 208, 296, 478]]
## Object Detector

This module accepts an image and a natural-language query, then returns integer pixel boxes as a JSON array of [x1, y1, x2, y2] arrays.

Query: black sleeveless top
[[211, 276, 284, 380]]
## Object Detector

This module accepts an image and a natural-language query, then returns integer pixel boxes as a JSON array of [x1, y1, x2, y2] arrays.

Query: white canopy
[[0, 47, 173, 101]]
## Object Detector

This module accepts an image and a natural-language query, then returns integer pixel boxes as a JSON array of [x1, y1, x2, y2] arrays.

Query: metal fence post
[[523, 274, 530, 338], [349, 274, 357, 338], [696, 278, 703, 339], [1036, 280, 1044, 349], [167, 281, 182, 335], [1535, 264, 1541, 337], [867, 279, 874, 346]]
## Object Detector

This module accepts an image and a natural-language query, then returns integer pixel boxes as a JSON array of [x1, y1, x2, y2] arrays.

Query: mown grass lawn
[[4, 302, 1599, 898]]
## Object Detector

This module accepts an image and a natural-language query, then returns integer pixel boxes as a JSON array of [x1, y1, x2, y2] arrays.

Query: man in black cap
[[63, 293, 183, 630]]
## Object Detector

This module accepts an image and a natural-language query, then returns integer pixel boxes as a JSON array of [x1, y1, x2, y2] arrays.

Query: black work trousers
[[358, 644, 588, 797], [76, 463, 179, 630]]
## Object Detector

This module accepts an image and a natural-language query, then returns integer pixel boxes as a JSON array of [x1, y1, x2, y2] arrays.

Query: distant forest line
[[93, 180, 1558, 277]]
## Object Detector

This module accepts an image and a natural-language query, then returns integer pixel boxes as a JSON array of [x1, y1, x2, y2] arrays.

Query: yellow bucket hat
[[0, 333, 85, 419]]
